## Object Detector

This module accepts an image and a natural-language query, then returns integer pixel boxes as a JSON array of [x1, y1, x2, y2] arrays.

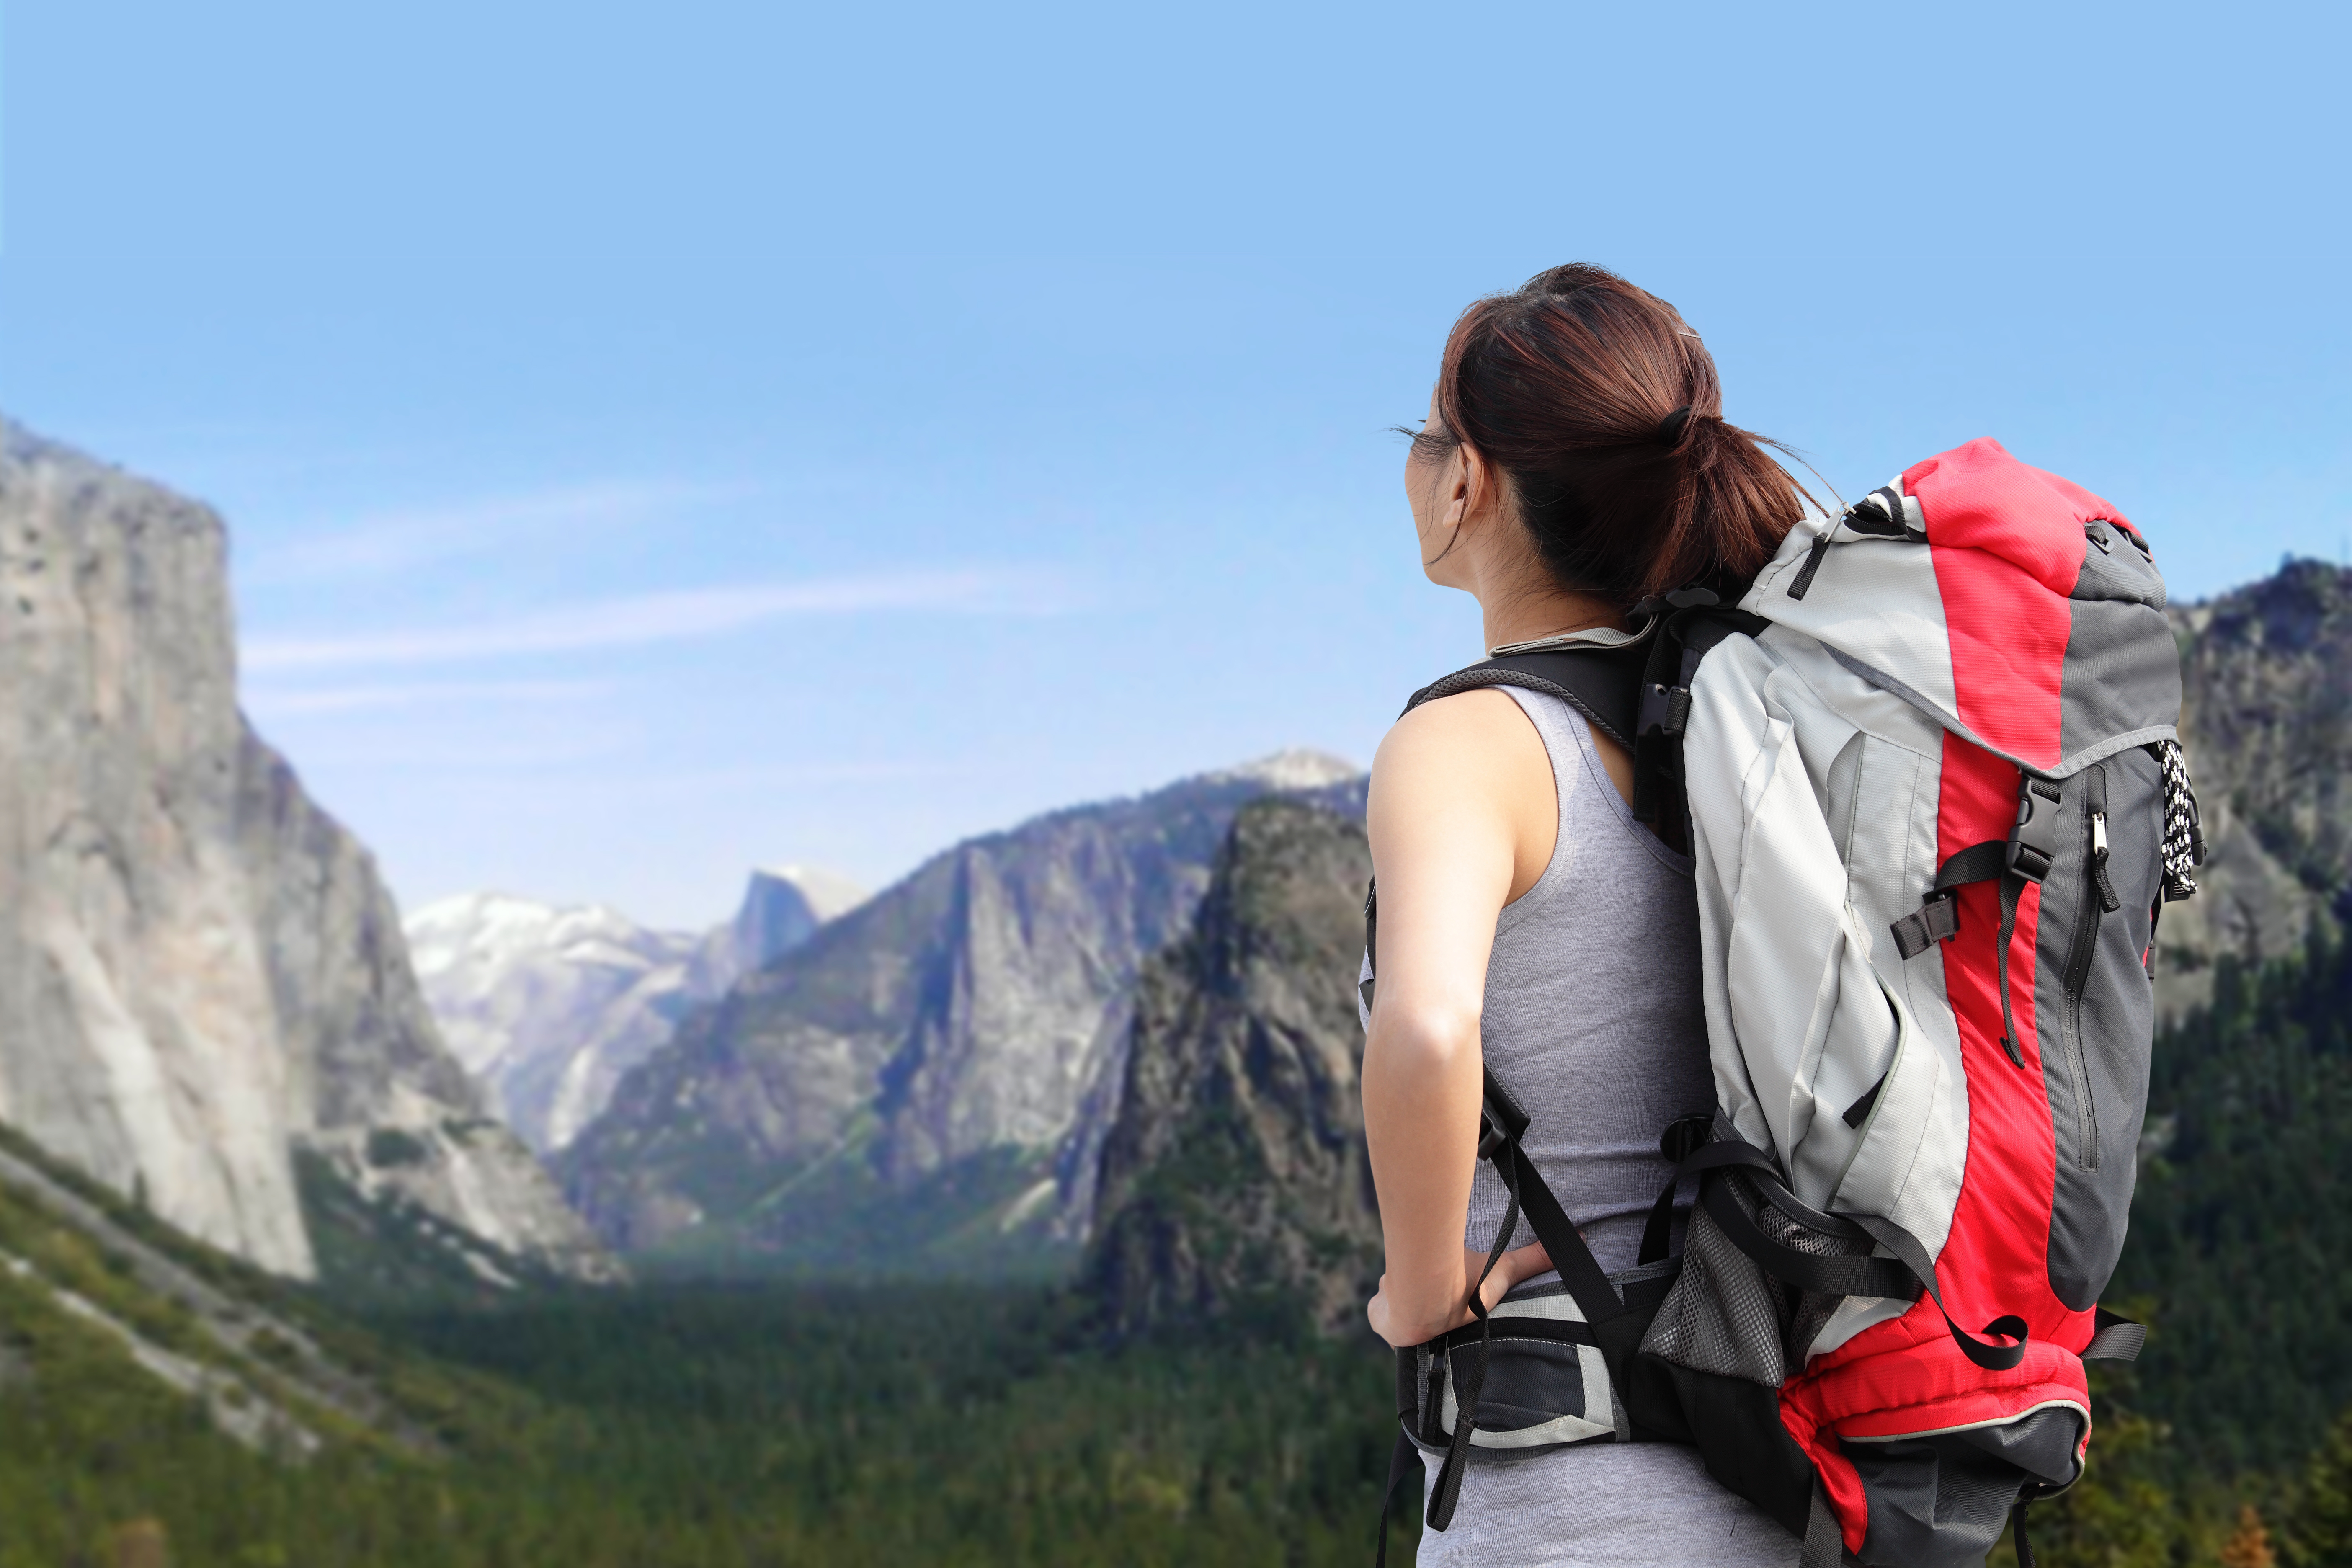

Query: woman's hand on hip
[[1366, 1239, 1555, 1349]]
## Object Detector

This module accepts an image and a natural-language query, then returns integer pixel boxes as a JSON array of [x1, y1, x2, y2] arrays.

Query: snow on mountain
[[407, 871, 868, 1154], [1203, 749, 1362, 792]]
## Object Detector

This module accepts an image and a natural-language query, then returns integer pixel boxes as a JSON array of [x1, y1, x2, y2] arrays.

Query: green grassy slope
[[0, 1124, 1400, 1566]]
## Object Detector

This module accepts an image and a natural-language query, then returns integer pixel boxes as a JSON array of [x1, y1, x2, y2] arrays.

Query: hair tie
[[1656, 406, 1694, 445]]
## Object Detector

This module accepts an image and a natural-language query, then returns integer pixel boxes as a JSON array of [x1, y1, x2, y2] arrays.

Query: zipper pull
[[2091, 811, 2121, 913]]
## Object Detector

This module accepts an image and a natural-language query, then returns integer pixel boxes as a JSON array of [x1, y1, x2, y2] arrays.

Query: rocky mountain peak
[[2159, 558, 2352, 1012], [683, 865, 869, 1000], [1083, 797, 1380, 1336]]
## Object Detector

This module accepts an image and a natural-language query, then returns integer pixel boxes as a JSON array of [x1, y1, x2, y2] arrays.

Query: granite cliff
[[1083, 798, 1381, 1336], [2156, 560, 2352, 1013], [0, 420, 608, 1284], [558, 754, 1363, 1272]]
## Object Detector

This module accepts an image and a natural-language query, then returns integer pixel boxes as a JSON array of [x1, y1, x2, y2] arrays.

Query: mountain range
[[554, 752, 1365, 1274], [502, 563, 2352, 1298], [11, 405, 2340, 1329], [405, 867, 867, 1153]]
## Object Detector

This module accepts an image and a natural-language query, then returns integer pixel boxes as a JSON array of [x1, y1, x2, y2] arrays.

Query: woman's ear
[[1453, 442, 1494, 534]]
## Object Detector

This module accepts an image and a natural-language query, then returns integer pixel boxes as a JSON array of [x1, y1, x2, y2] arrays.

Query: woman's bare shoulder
[[1370, 687, 1550, 820]]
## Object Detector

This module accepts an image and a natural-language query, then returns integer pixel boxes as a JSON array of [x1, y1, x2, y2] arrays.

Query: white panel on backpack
[[1749, 513, 1960, 738]]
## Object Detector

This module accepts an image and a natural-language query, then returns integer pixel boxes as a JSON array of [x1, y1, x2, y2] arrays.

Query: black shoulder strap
[[1398, 600, 1769, 855], [1403, 645, 1646, 750]]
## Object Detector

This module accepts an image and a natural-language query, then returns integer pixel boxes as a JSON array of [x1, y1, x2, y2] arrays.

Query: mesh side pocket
[[1640, 1177, 1787, 1386], [1747, 1179, 1877, 1367], [1640, 1173, 1883, 1385]]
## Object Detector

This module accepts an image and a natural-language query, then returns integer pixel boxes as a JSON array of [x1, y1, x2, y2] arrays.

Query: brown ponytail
[[1413, 263, 1813, 607]]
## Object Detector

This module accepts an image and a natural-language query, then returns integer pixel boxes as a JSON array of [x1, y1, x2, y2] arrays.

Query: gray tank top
[[1412, 687, 1795, 1567]]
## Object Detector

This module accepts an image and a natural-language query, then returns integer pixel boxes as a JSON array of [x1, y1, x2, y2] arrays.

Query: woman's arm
[[1361, 689, 1558, 1349]]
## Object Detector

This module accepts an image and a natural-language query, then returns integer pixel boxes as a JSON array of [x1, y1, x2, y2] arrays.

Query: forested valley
[[4, 922, 2349, 1568]]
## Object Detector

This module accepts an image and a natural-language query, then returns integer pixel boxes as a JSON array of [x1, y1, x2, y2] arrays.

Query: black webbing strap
[[1498, 1137, 1627, 1326], [1801, 1479, 1847, 1568], [1638, 1114, 1727, 1267], [1844, 1212, 2030, 1372], [2084, 1306, 2146, 1362], [2011, 1501, 2039, 1568], [1997, 776, 2065, 1065], [1374, 1426, 1418, 1568], [1424, 1331, 1486, 1531], [1424, 1108, 1529, 1533], [1683, 1138, 2030, 1372], [1938, 840, 2014, 888], [1994, 872, 2027, 1067]]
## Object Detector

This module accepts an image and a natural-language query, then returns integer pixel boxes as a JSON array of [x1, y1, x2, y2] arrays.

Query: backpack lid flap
[[1746, 440, 2181, 779]]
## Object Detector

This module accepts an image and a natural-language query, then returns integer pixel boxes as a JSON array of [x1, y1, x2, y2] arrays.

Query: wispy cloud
[[241, 479, 749, 584], [242, 567, 1073, 674], [242, 677, 615, 718]]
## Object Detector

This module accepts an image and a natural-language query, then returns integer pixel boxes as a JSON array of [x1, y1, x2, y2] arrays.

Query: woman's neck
[[1478, 586, 1625, 653]]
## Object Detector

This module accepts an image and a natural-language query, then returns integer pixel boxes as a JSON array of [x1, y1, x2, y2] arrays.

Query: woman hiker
[[1361, 263, 1810, 1565]]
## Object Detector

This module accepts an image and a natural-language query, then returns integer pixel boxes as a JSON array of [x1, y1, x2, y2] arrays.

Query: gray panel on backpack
[[2035, 747, 2164, 1309], [1844, 1406, 2086, 1568], [2059, 595, 2185, 771]]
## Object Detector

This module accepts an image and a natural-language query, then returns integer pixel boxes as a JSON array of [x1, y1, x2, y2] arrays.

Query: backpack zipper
[[2058, 766, 2120, 1170]]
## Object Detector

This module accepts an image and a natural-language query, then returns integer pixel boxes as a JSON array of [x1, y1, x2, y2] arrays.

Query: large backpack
[[1367, 438, 2202, 1568]]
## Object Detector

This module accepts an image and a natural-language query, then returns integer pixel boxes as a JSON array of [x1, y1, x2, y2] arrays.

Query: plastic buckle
[[1637, 683, 1692, 740], [1475, 1111, 1507, 1162], [1658, 1114, 1713, 1165], [2007, 778, 2064, 882], [1890, 890, 1962, 959]]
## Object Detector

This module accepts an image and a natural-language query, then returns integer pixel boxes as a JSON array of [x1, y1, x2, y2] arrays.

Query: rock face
[[406, 867, 865, 1154], [0, 420, 609, 1282], [558, 752, 1364, 1270], [683, 865, 869, 1000], [2159, 560, 2352, 1014], [1083, 799, 1382, 1336]]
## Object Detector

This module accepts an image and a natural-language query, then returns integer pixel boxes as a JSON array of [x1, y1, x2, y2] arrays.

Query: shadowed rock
[[1083, 798, 1380, 1337]]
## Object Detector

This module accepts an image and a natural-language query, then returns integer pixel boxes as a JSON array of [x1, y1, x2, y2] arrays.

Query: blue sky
[[3, 1, 2346, 928]]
